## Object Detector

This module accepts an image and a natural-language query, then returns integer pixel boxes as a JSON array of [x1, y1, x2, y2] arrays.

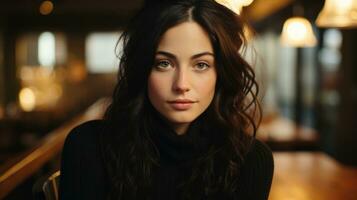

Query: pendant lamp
[[316, 0, 357, 28], [215, 0, 254, 14], [281, 17, 317, 47]]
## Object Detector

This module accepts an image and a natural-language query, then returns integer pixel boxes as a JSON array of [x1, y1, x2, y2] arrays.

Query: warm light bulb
[[287, 21, 307, 41], [19, 88, 36, 112], [316, 0, 357, 28], [39, 1, 54, 15], [215, 0, 254, 14], [338, 0, 353, 12], [281, 17, 317, 47], [229, 0, 243, 14], [240, 0, 254, 6]]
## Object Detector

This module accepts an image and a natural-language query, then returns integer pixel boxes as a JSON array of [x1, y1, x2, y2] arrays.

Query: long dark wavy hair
[[101, 0, 261, 199]]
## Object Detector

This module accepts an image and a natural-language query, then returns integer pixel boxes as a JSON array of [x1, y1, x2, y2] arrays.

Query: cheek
[[148, 73, 167, 103], [197, 72, 217, 100]]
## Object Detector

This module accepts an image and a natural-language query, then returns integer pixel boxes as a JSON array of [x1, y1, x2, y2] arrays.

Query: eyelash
[[195, 62, 210, 71], [153, 59, 211, 71], [154, 60, 172, 70]]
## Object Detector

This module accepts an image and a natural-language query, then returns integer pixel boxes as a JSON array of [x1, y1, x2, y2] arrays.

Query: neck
[[150, 108, 191, 135], [172, 123, 190, 135]]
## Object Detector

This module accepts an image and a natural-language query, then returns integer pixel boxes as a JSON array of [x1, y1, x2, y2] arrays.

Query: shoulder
[[64, 120, 105, 148], [242, 138, 274, 178], [62, 120, 107, 161], [245, 138, 274, 167], [60, 120, 109, 199], [61, 120, 107, 176], [236, 138, 274, 199]]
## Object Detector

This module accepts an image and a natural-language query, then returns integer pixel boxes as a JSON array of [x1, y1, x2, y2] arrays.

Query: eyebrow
[[155, 51, 214, 60]]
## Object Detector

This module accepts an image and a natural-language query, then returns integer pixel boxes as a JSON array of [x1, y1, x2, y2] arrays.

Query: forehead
[[156, 21, 214, 54]]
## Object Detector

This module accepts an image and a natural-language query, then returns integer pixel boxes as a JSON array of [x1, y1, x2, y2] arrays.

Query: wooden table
[[258, 115, 319, 150], [270, 152, 357, 200]]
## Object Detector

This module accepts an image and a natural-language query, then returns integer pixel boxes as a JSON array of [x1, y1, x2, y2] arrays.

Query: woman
[[59, 0, 274, 199]]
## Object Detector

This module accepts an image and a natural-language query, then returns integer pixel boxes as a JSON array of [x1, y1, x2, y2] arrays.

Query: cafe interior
[[0, 0, 357, 199]]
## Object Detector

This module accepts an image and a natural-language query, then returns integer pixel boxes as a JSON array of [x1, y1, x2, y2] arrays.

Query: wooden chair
[[33, 171, 60, 200]]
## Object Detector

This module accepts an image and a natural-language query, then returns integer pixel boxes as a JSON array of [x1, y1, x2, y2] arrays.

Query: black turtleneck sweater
[[59, 120, 274, 200]]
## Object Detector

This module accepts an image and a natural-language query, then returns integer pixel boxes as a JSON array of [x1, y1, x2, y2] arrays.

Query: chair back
[[42, 171, 60, 200]]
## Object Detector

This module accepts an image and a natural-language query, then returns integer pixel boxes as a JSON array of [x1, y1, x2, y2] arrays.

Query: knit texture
[[59, 120, 274, 200]]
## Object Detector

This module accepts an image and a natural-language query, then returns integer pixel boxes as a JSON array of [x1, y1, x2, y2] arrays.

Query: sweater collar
[[149, 113, 212, 164]]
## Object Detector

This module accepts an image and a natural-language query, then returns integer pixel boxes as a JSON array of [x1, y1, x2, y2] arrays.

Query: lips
[[168, 99, 195, 103], [167, 99, 197, 110]]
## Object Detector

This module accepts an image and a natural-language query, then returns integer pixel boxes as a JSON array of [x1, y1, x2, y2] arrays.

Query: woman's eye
[[195, 62, 210, 71], [154, 60, 173, 71]]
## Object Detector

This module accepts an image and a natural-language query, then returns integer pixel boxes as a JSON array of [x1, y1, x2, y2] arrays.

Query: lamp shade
[[215, 0, 254, 14], [240, 0, 254, 6], [281, 17, 317, 47], [316, 0, 357, 28]]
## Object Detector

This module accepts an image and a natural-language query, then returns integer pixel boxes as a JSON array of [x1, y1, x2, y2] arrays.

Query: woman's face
[[148, 21, 217, 135]]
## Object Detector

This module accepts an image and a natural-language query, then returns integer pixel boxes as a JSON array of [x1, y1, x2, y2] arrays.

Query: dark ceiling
[[0, 0, 145, 31], [0, 0, 324, 32], [0, 0, 144, 15]]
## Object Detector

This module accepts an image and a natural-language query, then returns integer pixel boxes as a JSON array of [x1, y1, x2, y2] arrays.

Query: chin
[[165, 113, 201, 124]]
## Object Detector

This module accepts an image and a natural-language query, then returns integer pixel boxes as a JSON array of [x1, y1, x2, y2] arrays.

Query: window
[[85, 32, 122, 73]]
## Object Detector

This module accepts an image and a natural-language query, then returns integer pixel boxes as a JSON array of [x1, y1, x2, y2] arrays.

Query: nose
[[172, 68, 190, 93]]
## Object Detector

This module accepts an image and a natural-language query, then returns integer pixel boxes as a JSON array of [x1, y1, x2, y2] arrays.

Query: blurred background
[[0, 0, 356, 199]]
